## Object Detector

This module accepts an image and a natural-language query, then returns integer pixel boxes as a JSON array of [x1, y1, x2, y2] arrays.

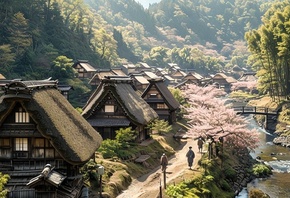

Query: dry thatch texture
[[0, 87, 102, 165], [82, 78, 158, 125]]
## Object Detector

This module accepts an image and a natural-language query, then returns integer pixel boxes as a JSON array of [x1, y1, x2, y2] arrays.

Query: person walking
[[160, 153, 168, 172], [197, 137, 204, 153], [186, 146, 195, 170]]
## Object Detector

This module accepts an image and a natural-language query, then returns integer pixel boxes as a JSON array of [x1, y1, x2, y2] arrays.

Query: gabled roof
[[0, 80, 102, 165], [142, 71, 159, 79], [142, 78, 180, 110], [238, 72, 257, 82], [82, 76, 158, 125], [139, 62, 151, 69], [133, 75, 149, 85], [183, 72, 203, 80], [72, 60, 96, 72], [212, 73, 237, 83], [0, 74, 5, 79]]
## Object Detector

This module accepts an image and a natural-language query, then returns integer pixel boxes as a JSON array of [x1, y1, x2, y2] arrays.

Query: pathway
[[116, 137, 203, 198]]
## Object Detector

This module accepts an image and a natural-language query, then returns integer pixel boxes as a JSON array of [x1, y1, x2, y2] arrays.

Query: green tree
[[0, 172, 9, 197], [0, 45, 16, 76], [148, 119, 172, 135], [115, 127, 138, 146], [50, 55, 75, 82]]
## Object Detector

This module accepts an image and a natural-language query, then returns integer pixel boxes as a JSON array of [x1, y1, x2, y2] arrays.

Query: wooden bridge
[[233, 106, 278, 116], [233, 106, 279, 130]]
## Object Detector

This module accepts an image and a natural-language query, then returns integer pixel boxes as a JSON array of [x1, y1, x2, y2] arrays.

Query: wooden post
[[163, 169, 166, 189], [159, 179, 162, 198]]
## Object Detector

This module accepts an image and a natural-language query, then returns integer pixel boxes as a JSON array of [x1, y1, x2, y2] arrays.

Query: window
[[15, 138, 28, 151], [105, 105, 114, 113], [0, 138, 10, 147], [149, 93, 158, 98], [0, 138, 11, 158], [157, 103, 167, 109], [32, 138, 56, 158], [15, 107, 30, 123]]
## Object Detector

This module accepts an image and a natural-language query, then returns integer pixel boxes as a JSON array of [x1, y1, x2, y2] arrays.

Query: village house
[[82, 76, 158, 141], [182, 71, 204, 85], [120, 64, 137, 75], [88, 68, 126, 88], [72, 60, 97, 79], [211, 73, 237, 92], [0, 79, 102, 198], [130, 74, 149, 92], [141, 78, 180, 124]]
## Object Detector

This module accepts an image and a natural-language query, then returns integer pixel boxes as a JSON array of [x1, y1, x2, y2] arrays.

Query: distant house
[[72, 60, 96, 79], [89, 68, 126, 88], [162, 75, 176, 87], [82, 76, 158, 141], [130, 74, 150, 92], [136, 62, 152, 72], [142, 78, 180, 124], [58, 85, 74, 100], [238, 72, 257, 82], [182, 72, 204, 85], [0, 79, 102, 198], [121, 64, 137, 75], [211, 73, 237, 92], [170, 69, 187, 82]]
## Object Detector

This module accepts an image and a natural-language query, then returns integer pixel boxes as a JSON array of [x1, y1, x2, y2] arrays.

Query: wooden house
[[72, 60, 96, 79], [211, 73, 237, 92], [89, 68, 126, 88], [121, 64, 137, 75], [0, 80, 102, 198], [170, 69, 187, 81], [182, 72, 204, 85], [82, 76, 158, 141], [130, 74, 149, 92], [141, 78, 180, 124], [136, 62, 152, 72]]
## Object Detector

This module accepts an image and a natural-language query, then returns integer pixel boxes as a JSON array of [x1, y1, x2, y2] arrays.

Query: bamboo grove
[[245, 1, 290, 101]]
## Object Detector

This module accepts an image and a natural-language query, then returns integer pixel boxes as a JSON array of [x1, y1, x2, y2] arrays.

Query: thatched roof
[[0, 80, 102, 165], [142, 78, 180, 110], [82, 76, 158, 125]]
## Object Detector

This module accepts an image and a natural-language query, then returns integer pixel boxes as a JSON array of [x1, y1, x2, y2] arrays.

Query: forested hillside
[[87, 0, 272, 73], [0, 0, 280, 106]]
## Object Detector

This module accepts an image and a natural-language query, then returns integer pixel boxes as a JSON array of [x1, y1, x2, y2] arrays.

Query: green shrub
[[220, 179, 231, 192], [224, 167, 237, 181], [252, 163, 272, 177], [98, 139, 121, 159]]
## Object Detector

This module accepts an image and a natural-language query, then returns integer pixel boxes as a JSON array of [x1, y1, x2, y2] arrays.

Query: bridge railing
[[233, 106, 278, 114]]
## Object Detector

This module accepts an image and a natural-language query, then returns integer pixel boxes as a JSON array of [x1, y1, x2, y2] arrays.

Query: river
[[236, 116, 290, 198]]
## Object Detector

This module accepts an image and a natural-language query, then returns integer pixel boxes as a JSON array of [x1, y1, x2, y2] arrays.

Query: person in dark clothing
[[197, 137, 204, 153], [186, 146, 195, 169], [160, 153, 168, 172]]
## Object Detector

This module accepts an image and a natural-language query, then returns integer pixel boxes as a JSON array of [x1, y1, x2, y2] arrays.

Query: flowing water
[[236, 116, 290, 198]]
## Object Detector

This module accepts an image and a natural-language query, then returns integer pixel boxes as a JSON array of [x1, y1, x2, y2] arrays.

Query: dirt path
[[116, 137, 202, 198]]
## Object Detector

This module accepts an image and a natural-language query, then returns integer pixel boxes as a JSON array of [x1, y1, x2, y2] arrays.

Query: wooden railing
[[233, 106, 278, 115]]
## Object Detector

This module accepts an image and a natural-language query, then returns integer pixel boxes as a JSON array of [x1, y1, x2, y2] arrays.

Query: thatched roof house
[[142, 78, 180, 124], [0, 79, 102, 197], [82, 76, 158, 141]]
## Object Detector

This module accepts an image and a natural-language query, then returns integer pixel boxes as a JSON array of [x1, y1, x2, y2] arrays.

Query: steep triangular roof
[[142, 78, 180, 110], [82, 76, 158, 125], [0, 80, 102, 165]]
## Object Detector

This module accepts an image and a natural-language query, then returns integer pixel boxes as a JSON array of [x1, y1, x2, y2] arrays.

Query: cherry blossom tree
[[181, 84, 260, 157], [231, 81, 257, 94]]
